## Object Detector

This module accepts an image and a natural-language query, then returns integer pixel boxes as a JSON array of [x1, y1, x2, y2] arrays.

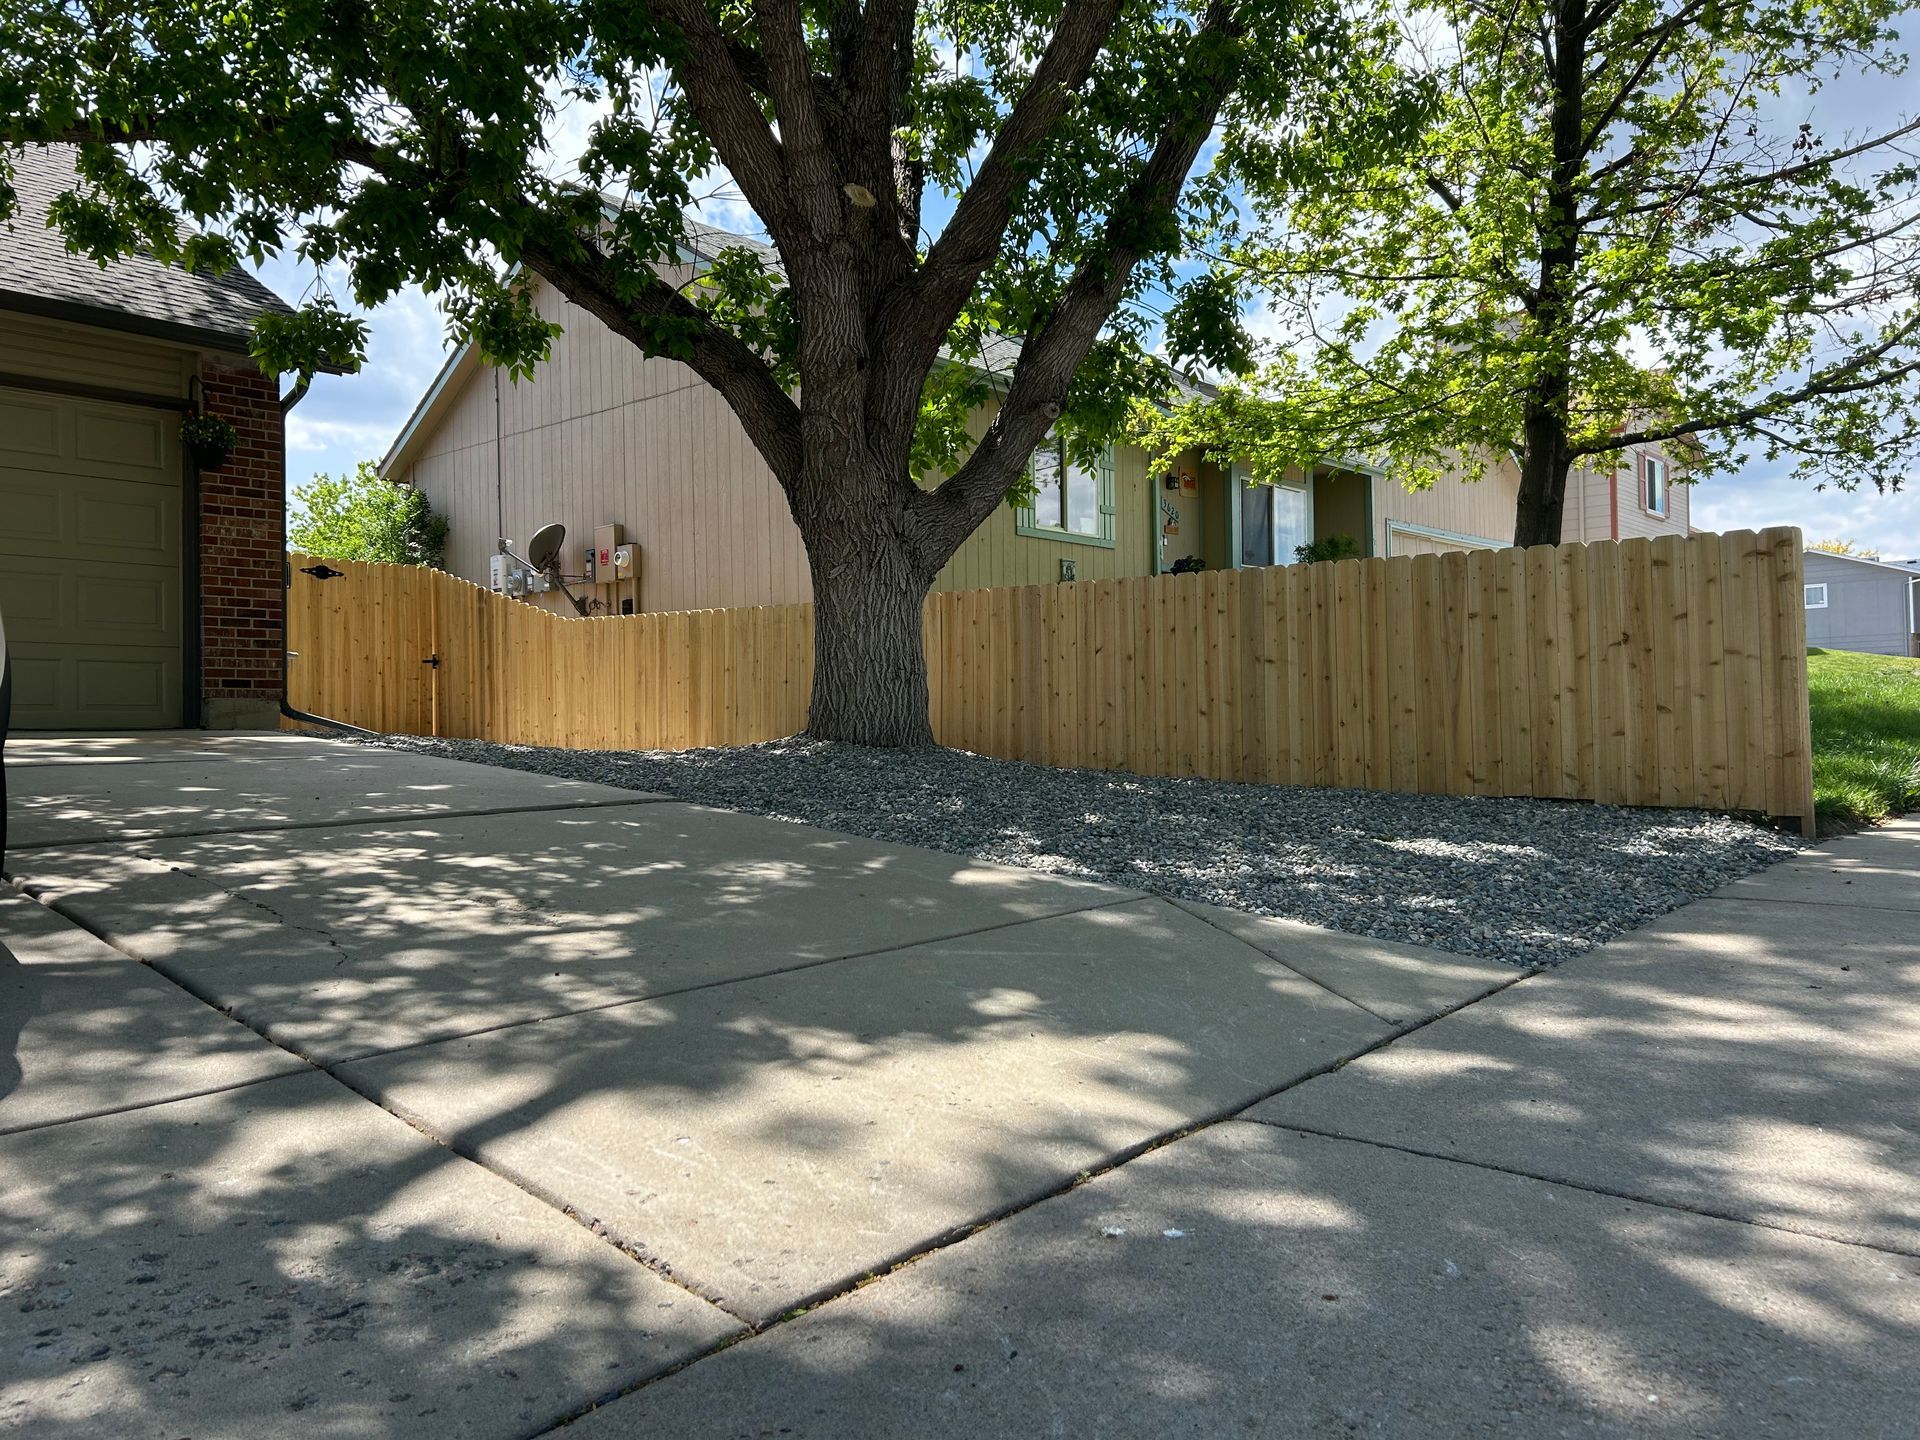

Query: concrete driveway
[[2, 734, 1914, 1437]]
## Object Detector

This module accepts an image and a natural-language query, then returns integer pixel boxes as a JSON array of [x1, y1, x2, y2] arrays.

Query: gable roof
[[1, 144, 295, 357], [1803, 547, 1920, 578]]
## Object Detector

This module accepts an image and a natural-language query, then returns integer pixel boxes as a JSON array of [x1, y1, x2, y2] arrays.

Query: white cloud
[[283, 411, 412, 459], [1694, 467, 1920, 562]]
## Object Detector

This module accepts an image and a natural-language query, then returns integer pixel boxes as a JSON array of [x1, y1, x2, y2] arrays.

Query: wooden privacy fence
[[286, 555, 813, 750], [287, 525, 1815, 832]]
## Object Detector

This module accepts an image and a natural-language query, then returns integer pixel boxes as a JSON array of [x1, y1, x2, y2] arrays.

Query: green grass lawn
[[1808, 647, 1920, 833]]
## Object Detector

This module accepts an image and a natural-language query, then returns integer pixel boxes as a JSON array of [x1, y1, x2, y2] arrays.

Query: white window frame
[[1804, 582, 1829, 610], [1643, 455, 1668, 516], [1017, 434, 1116, 549]]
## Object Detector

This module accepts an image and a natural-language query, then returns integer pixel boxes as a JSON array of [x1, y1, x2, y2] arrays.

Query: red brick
[[195, 358, 285, 705]]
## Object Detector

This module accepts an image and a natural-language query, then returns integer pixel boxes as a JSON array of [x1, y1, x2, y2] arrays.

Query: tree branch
[[875, 0, 1129, 383], [1577, 0, 1707, 154], [1589, 114, 1920, 224], [908, 4, 1242, 567], [1571, 321, 1920, 456], [751, 0, 838, 232], [646, 0, 801, 243], [522, 237, 805, 487]]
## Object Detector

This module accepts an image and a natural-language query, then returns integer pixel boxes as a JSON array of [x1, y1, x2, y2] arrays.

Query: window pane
[[1241, 484, 1273, 565], [1065, 451, 1099, 535], [1272, 484, 1308, 562], [1032, 443, 1064, 528]]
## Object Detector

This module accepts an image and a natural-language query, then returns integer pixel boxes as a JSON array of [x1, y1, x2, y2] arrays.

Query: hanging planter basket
[[180, 413, 237, 471]]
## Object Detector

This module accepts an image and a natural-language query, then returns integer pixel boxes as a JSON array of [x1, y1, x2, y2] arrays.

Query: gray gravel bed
[[361, 733, 1802, 965]]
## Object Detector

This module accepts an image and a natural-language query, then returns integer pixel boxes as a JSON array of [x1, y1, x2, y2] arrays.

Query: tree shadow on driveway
[[1251, 893, 1920, 1254], [561, 1121, 1920, 1440], [0, 1072, 739, 1440], [3, 795, 1912, 1437]]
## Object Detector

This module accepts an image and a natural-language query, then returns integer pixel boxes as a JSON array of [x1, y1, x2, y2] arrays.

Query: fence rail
[[287, 526, 1815, 832]]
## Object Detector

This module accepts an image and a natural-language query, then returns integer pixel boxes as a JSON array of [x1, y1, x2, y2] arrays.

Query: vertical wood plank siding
[[287, 527, 1817, 832]]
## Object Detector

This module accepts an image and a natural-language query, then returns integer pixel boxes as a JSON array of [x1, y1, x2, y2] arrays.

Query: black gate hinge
[[422, 654, 441, 669]]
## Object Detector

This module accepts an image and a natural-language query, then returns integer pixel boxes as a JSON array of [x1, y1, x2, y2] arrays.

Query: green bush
[[288, 461, 448, 568], [1294, 534, 1361, 564]]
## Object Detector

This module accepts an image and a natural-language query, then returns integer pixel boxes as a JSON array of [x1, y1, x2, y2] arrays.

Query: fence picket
[[285, 529, 1815, 832]]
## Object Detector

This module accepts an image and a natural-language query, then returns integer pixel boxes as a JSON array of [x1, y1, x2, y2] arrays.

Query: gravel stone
[[357, 733, 1802, 966]]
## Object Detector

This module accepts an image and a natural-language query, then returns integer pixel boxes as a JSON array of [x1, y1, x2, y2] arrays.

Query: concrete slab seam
[[1, 793, 678, 853], [7, 875, 1155, 1343], [5, 755, 278, 771], [1, 882, 754, 1338], [0, 1072, 313, 1138], [1696, 893, 1920, 916], [516, 952, 1545, 1437], [318, 1067, 760, 1336], [1239, 1117, 1920, 1262], [1164, 896, 1407, 1024], [310, 893, 1153, 1067], [126, 845, 357, 965]]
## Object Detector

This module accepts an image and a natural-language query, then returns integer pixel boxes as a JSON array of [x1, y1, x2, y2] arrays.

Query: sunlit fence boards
[[287, 526, 1814, 832]]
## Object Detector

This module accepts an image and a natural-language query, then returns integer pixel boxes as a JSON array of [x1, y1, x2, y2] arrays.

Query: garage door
[[0, 385, 184, 729]]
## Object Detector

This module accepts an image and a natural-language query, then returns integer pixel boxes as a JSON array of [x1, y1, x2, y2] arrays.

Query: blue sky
[[258, 51, 1920, 561]]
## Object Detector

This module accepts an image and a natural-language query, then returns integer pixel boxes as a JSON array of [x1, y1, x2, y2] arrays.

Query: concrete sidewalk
[[0, 733, 1507, 1437], [582, 820, 1918, 1440], [3, 735, 1914, 1438]]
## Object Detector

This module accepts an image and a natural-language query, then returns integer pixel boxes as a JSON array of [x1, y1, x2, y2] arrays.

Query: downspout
[[276, 377, 378, 737]]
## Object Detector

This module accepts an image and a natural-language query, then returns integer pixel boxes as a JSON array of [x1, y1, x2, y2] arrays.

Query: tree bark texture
[[804, 527, 937, 746], [1512, 0, 1588, 549], [608, 1, 1236, 744], [1515, 415, 1573, 546]]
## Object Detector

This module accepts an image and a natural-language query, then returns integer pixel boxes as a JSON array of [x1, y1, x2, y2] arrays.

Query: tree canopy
[[1809, 537, 1883, 558], [2, 0, 1389, 742], [288, 461, 449, 567], [1140, 0, 1920, 545], [0, 0, 1374, 455]]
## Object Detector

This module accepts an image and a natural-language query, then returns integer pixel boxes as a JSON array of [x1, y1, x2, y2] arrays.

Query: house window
[[1804, 583, 1829, 609], [1018, 434, 1114, 547], [1643, 455, 1668, 516], [1240, 480, 1310, 566]]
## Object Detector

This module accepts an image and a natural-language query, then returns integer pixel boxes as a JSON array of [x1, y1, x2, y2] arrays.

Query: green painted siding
[[933, 439, 1154, 591]]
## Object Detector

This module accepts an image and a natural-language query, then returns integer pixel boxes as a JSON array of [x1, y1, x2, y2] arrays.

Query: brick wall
[[196, 358, 284, 727]]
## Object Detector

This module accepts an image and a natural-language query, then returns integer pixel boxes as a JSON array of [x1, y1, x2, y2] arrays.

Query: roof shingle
[[1, 144, 294, 355]]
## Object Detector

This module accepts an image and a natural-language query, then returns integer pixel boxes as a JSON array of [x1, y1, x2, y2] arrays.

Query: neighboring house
[[381, 222, 1694, 615], [0, 143, 305, 729], [1558, 446, 1692, 545], [1802, 549, 1919, 657]]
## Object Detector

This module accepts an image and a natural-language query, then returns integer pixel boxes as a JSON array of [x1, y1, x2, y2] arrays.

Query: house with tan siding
[[379, 224, 1692, 615]]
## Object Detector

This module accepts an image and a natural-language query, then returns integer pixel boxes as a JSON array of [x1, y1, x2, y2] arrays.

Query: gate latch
[[300, 563, 345, 581], [422, 654, 441, 669]]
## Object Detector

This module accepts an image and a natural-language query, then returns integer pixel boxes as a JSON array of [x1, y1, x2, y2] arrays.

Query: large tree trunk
[[804, 525, 937, 746], [1514, 414, 1573, 546], [1512, 0, 1588, 551], [789, 424, 941, 746]]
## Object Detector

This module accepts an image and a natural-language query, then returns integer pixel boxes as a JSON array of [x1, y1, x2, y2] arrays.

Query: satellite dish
[[525, 522, 567, 574]]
